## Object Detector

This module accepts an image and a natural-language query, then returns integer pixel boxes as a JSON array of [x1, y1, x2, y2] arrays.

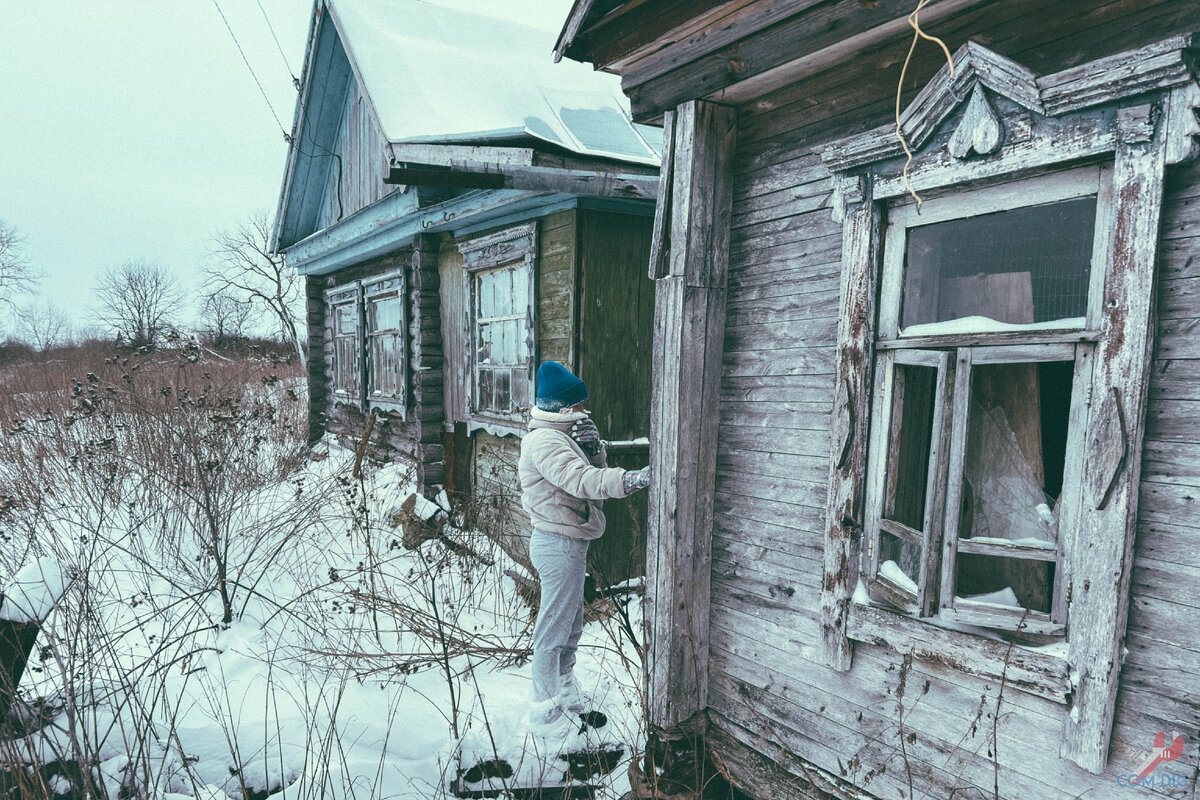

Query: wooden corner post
[[1060, 103, 1168, 773], [820, 173, 880, 672], [646, 99, 737, 731]]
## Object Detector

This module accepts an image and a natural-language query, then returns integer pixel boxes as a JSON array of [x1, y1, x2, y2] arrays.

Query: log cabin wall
[[697, 4, 1200, 799], [315, 241, 446, 487]]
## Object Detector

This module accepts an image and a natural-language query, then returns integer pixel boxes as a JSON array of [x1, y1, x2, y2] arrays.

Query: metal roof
[[329, 0, 662, 165]]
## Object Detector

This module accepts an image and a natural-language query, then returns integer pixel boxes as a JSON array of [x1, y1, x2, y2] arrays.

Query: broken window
[[862, 169, 1106, 636], [460, 223, 537, 431]]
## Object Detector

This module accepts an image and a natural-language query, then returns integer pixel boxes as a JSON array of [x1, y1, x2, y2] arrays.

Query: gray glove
[[570, 418, 603, 460], [623, 466, 650, 495]]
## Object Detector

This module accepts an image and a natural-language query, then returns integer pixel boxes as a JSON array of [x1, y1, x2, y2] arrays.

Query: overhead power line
[[255, 0, 299, 86], [210, 0, 289, 138]]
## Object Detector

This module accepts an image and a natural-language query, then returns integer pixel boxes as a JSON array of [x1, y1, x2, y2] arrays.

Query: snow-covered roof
[[328, 0, 661, 165]]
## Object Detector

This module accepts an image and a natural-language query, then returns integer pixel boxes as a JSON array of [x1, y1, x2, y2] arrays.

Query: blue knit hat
[[536, 361, 588, 411]]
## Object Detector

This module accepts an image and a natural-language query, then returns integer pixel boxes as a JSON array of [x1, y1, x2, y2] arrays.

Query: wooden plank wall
[[315, 78, 400, 231], [578, 209, 655, 584], [538, 210, 577, 368], [702, 5, 1200, 799], [438, 236, 468, 428]]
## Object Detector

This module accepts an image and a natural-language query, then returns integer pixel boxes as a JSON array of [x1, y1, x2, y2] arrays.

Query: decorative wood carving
[[948, 85, 1004, 159]]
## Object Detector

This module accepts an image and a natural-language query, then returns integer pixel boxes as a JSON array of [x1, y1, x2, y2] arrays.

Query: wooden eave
[[557, 0, 980, 121], [385, 160, 658, 201], [819, 34, 1200, 174]]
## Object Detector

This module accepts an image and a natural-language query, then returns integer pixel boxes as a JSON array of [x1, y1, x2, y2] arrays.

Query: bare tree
[[94, 259, 184, 347], [0, 220, 38, 314], [200, 289, 253, 348], [206, 211, 304, 365], [18, 300, 73, 350]]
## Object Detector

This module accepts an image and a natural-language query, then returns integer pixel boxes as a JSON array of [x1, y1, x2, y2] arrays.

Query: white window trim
[[459, 222, 538, 437]]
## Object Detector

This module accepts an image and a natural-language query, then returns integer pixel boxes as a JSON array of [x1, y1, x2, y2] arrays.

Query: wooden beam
[[1060, 102, 1169, 774], [385, 163, 659, 200], [647, 99, 736, 729], [387, 143, 536, 169], [819, 173, 879, 672], [623, 0, 962, 119]]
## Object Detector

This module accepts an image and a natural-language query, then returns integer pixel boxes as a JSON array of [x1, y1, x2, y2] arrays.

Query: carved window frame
[[459, 222, 538, 436], [363, 270, 408, 418], [816, 38, 1199, 773], [326, 282, 364, 409], [326, 269, 410, 418]]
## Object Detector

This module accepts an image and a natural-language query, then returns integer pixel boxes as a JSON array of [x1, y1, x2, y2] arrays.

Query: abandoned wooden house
[[559, 1, 1200, 797], [269, 0, 661, 580]]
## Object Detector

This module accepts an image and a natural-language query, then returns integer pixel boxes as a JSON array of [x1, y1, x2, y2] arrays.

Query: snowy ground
[[1, 436, 644, 799]]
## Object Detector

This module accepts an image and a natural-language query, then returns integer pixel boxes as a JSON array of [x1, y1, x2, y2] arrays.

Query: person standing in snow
[[518, 360, 650, 736]]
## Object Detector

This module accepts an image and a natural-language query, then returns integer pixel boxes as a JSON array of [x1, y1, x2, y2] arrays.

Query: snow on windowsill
[[900, 316, 1086, 337]]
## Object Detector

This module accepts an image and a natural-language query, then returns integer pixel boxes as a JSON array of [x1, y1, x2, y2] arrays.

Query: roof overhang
[[282, 186, 653, 277]]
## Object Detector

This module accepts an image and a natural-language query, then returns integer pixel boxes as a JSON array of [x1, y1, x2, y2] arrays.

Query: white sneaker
[[556, 673, 589, 715]]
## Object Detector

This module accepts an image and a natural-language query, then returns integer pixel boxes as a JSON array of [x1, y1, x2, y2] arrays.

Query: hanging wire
[[211, 0, 344, 221], [895, 0, 956, 207], [210, 0, 289, 137], [255, 0, 299, 87]]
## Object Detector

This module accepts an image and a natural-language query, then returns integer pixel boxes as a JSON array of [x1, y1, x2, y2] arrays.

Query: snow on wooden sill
[[845, 602, 1071, 704], [900, 315, 1087, 337]]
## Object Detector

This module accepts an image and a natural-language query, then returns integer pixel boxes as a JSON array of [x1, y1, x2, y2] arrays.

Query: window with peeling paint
[[472, 262, 533, 420], [459, 222, 538, 433], [327, 271, 408, 416], [861, 167, 1110, 637]]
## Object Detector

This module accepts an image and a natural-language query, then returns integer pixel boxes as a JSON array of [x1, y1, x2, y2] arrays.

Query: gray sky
[[1, 0, 572, 338], [1, 0, 313, 335]]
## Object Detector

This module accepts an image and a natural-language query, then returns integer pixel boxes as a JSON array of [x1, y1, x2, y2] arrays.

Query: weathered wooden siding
[[538, 210, 577, 367], [579, 209, 655, 583], [314, 77, 400, 231], [702, 6, 1200, 799], [438, 235, 468, 428]]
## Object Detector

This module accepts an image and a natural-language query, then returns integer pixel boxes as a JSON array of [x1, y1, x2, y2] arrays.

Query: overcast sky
[[0, 0, 573, 338]]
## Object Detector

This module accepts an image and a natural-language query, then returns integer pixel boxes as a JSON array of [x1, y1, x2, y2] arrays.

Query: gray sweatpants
[[529, 530, 588, 703]]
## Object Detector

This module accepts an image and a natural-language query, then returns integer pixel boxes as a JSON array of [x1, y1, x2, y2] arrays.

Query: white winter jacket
[[518, 408, 628, 541]]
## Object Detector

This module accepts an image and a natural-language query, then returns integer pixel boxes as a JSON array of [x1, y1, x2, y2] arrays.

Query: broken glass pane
[[883, 363, 936, 531], [901, 196, 1096, 330], [476, 323, 492, 364], [956, 554, 1054, 614], [880, 532, 920, 591], [478, 369, 494, 412], [959, 362, 1071, 545]]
